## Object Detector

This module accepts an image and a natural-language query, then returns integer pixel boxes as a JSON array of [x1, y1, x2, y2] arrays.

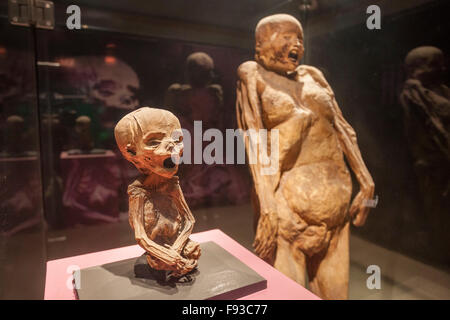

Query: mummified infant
[[115, 107, 201, 280]]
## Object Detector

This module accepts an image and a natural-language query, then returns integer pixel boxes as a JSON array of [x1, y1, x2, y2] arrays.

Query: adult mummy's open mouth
[[288, 49, 299, 63]]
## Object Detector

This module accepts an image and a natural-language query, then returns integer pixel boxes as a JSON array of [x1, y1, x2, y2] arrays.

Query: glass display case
[[0, 0, 449, 300]]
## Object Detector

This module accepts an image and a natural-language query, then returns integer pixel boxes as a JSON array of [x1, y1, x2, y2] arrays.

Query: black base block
[[74, 241, 266, 300]]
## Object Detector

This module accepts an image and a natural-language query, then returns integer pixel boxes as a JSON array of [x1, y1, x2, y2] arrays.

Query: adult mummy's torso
[[251, 62, 352, 230]]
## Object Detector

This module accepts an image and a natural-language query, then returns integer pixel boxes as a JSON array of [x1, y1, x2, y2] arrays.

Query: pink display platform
[[45, 229, 319, 300]]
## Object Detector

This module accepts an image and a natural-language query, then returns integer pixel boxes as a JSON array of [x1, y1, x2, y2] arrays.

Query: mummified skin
[[115, 107, 200, 278], [236, 14, 374, 299]]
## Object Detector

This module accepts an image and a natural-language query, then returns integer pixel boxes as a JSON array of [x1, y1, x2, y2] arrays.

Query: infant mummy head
[[115, 107, 184, 178]]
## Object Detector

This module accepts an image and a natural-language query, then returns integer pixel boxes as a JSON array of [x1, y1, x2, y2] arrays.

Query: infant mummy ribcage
[[140, 192, 183, 246]]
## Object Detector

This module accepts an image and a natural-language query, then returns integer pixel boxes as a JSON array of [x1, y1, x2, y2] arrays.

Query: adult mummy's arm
[[236, 62, 278, 263]]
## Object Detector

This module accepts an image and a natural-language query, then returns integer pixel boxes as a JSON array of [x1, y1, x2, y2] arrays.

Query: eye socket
[[146, 140, 160, 147]]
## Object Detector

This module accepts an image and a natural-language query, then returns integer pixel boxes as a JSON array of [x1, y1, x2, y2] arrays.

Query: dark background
[[0, 0, 448, 298]]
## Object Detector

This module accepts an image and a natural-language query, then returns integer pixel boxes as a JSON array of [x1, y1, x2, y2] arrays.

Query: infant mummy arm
[[128, 193, 186, 271], [171, 184, 196, 254]]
